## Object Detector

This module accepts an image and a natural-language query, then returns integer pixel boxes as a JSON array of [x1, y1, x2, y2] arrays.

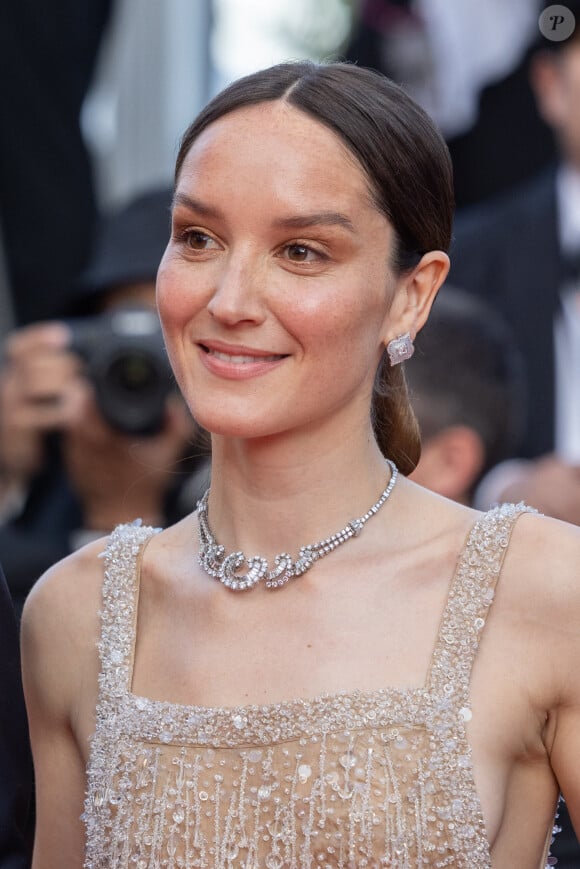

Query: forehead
[[176, 101, 375, 210]]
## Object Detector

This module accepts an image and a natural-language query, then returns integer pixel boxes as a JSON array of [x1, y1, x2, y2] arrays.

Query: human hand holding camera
[[0, 322, 85, 507], [0, 313, 197, 532]]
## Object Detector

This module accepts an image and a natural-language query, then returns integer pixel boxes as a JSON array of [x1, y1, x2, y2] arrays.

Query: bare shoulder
[[21, 536, 109, 720], [23, 535, 108, 642], [501, 509, 580, 604], [402, 483, 580, 618], [493, 510, 580, 689]]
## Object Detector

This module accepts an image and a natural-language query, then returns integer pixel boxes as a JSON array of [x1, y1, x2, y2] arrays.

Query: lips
[[198, 341, 289, 379]]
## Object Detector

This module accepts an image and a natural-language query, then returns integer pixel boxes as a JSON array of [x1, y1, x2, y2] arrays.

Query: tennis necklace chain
[[197, 459, 398, 591]]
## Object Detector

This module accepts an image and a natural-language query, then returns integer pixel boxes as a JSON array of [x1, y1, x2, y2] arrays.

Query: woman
[[21, 61, 580, 868]]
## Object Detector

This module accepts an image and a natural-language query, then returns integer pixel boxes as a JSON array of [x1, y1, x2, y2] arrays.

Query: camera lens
[[96, 348, 170, 435], [67, 307, 174, 435], [109, 353, 156, 393]]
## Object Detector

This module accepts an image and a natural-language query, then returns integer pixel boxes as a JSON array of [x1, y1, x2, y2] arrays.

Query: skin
[[0, 321, 80, 496], [22, 101, 580, 867]]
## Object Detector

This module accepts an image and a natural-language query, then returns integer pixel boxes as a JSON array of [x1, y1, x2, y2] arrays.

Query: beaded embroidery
[[83, 505, 536, 868]]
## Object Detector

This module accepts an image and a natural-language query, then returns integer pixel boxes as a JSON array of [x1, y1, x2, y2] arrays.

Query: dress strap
[[97, 520, 160, 703], [426, 503, 535, 705]]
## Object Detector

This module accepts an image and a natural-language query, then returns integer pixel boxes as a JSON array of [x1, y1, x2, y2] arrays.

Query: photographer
[[0, 190, 209, 613]]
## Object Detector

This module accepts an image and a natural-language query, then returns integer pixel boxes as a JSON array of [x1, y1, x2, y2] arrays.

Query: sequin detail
[[83, 504, 533, 868]]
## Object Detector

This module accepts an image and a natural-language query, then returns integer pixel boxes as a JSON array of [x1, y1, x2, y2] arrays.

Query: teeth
[[210, 350, 281, 364]]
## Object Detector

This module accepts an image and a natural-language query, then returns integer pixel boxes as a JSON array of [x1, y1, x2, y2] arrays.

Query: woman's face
[[157, 101, 399, 443]]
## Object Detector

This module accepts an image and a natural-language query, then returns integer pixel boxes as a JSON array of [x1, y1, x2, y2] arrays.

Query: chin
[[190, 405, 288, 441]]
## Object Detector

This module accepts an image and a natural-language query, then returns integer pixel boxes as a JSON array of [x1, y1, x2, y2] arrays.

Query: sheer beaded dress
[[82, 504, 553, 868]]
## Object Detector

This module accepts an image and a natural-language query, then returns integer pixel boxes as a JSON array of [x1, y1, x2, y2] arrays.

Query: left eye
[[284, 244, 318, 262]]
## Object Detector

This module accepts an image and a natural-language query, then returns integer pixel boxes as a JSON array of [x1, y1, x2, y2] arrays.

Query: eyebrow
[[272, 212, 356, 234], [173, 192, 356, 235], [172, 192, 223, 220]]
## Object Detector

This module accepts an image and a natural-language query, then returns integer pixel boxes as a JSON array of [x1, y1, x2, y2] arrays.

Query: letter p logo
[[539, 5, 576, 41]]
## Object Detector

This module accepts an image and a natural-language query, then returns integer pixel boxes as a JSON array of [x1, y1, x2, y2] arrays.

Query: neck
[[204, 425, 392, 562]]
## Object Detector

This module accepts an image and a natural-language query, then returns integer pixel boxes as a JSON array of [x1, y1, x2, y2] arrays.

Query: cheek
[[282, 263, 390, 346], [319, 282, 389, 356], [156, 259, 200, 383], [156, 257, 198, 335], [283, 290, 387, 391]]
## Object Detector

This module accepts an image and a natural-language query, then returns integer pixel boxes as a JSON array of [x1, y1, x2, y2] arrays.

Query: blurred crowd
[[1, 0, 580, 864]]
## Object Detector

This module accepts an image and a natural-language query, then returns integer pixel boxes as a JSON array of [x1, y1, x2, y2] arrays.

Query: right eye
[[177, 230, 220, 251]]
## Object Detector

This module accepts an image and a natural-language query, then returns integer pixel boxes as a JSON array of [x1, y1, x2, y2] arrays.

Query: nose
[[206, 250, 267, 326]]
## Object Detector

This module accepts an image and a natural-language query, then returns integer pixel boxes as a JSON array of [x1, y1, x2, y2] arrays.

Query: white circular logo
[[539, 4, 576, 41]]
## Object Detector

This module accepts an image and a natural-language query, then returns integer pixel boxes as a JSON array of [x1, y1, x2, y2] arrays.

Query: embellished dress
[[82, 504, 553, 868]]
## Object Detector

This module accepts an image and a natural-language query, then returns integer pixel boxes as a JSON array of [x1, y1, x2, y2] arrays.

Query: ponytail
[[372, 355, 421, 476]]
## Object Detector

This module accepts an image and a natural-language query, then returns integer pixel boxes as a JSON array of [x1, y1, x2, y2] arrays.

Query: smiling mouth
[[201, 345, 287, 364]]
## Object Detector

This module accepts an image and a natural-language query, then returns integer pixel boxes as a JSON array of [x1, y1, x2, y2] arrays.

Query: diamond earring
[[386, 332, 414, 366]]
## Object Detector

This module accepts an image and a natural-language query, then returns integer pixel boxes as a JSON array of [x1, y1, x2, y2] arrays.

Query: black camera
[[67, 307, 174, 436]]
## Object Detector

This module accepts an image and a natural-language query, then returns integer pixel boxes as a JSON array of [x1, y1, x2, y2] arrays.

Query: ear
[[409, 425, 485, 504], [382, 250, 450, 345]]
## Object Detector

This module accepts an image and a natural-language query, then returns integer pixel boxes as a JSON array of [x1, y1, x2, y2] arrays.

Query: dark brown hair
[[175, 62, 454, 474]]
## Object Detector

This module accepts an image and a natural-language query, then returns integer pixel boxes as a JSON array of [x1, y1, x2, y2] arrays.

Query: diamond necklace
[[197, 459, 398, 591]]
